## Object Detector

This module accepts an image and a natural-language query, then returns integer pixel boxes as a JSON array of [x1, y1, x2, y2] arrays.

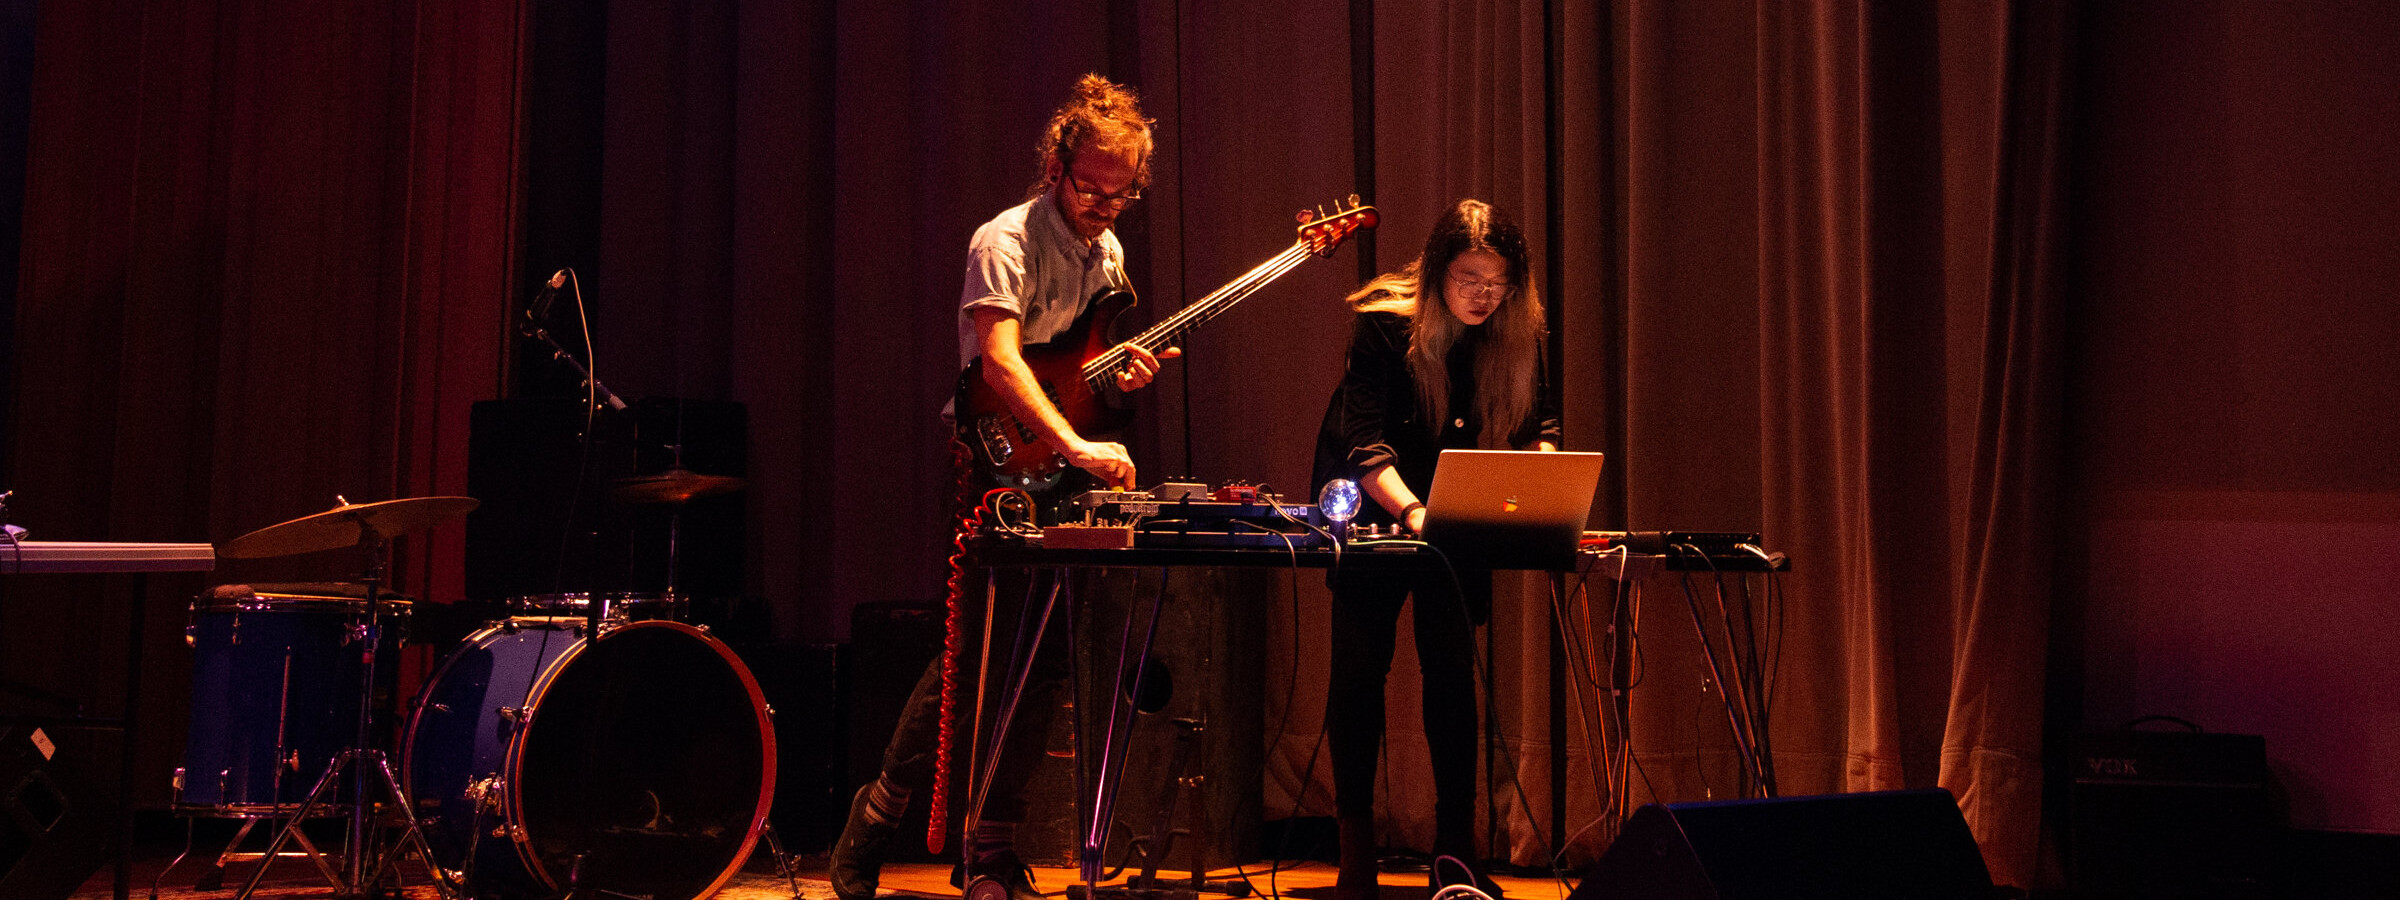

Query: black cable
[[1550, 545, 1670, 881], [1671, 547, 1769, 797], [1544, 552, 1622, 875], [1610, 559, 1660, 805], [1731, 567, 1773, 793], [1702, 560, 1762, 787], [1736, 545, 1787, 752], [1551, 553, 1609, 766], [1238, 493, 1352, 897]]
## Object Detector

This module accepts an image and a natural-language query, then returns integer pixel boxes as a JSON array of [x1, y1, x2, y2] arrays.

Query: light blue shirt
[[955, 191, 1127, 368]]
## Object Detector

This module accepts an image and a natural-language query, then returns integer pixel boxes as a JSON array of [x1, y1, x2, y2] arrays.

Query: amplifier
[[2071, 727, 2276, 897], [1594, 530, 1763, 555]]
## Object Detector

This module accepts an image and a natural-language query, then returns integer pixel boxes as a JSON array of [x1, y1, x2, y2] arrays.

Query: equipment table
[[2, 541, 216, 900], [960, 537, 1777, 899]]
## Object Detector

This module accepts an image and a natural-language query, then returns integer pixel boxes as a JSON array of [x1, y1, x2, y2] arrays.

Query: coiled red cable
[[927, 440, 984, 855]]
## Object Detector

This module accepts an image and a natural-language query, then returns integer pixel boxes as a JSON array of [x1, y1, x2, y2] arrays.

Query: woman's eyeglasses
[[1448, 276, 1515, 299]]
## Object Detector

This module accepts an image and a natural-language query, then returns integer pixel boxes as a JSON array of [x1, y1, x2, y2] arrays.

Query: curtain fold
[[1936, 0, 2072, 882], [1349, 1, 2065, 886]]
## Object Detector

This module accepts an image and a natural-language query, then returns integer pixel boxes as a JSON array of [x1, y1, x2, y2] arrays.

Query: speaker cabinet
[[465, 397, 745, 607], [0, 727, 110, 900], [744, 642, 844, 852], [1014, 567, 1266, 873], [839, 570, 1267, 872], [840, 600, 947, 864], [1572, 788, 1994, 900]]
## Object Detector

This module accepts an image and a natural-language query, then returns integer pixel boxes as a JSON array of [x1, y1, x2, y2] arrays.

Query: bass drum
[[403, 619, 774, 899]]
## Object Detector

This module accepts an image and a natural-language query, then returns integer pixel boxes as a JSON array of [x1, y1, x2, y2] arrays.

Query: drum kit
[[177, 468, 775, 900]]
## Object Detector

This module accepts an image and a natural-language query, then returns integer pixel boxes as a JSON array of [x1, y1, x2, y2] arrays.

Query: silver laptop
[[1418, 449, 1606, 570]]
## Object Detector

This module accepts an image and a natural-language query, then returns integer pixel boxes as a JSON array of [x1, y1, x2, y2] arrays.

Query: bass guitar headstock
[[1295, 196, 1378, 258]]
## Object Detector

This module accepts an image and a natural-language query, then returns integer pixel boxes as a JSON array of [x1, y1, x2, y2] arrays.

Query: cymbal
[[612, 467, 746, 505], [221, 496, 480, 559]]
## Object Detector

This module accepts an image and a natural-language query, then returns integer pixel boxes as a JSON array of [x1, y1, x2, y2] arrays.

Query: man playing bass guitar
[[832, 73, 1171, 900], [953, 84, 1177, 496]]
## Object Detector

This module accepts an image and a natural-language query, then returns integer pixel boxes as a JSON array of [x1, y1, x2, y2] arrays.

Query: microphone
[[528, 269, 568, 323]]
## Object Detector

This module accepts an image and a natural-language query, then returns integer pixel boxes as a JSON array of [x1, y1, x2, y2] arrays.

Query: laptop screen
[[1417, 449, 1606, 570]]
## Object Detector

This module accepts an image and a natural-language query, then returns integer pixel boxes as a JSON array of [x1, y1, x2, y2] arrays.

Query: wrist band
[[1401, 501, 1426, 518]]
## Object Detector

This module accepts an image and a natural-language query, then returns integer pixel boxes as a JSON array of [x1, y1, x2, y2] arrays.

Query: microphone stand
[[520, 314, 629, 414]]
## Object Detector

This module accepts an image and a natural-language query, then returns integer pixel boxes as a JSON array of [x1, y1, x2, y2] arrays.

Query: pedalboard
[[1060, 482, 1326, 549]]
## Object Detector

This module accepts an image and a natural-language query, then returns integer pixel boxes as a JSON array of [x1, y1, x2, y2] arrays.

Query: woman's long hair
[[1348, 199, 1544, 447]]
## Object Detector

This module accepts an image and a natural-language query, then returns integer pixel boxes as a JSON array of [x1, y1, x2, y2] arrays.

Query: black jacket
[[1310, 311, 1562, 525]]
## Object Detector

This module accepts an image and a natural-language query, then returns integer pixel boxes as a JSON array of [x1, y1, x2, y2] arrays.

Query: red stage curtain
[[4, 0, 527, 803], [6, 1, 2073, 884]]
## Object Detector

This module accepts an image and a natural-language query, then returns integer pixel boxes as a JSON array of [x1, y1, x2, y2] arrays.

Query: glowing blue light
[[1317, 478, 1362, 523]]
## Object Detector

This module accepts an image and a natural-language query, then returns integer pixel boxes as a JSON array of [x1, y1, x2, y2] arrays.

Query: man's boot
[[831, 784, 900, 900]]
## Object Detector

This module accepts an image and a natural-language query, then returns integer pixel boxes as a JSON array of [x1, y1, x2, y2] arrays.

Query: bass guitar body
[[955, 287, 1137, 493]]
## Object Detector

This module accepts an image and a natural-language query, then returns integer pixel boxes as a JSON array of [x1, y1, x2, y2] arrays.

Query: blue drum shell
[[403, 619, 774, 899], [179, 592, 408, 814]]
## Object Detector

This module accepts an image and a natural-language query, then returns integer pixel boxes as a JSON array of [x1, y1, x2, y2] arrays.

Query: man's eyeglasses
[[1448, 276, 1515, 299], [1067, 175, 1143, 210]]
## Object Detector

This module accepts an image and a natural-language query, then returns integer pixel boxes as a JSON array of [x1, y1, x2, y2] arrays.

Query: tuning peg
[[1296, 209, 1316, 224], [1347, 193, 1362, 207]]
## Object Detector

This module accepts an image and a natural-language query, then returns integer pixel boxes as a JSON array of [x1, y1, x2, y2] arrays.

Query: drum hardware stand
[[193, 817, 346, 892], [161, 774, 342, 892], [234, 521, 457, 900], [608, 443, 747, 624], [757, 818, 806, 899]]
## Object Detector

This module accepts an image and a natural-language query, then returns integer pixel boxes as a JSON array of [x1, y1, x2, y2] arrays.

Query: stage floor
[[71, 853, 1573, 900]]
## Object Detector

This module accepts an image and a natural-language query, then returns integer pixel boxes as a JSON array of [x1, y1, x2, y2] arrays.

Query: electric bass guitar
[[955, 198, 1378, 491]]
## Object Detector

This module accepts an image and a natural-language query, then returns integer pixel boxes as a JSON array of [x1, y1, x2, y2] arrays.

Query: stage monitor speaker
[[0, 726, 111, 900], [1572, 788, 1994, 900]]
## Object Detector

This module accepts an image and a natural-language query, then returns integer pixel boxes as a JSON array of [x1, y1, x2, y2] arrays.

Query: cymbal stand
[[236, 526, 456, 899], [660, 443, 687, 615], [665, 498, 685, 609]]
